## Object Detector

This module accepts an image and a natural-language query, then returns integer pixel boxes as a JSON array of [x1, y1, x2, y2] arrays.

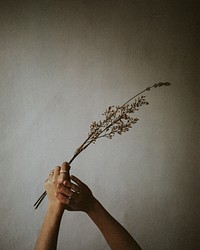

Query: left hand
[[44, 162, 70, 213]]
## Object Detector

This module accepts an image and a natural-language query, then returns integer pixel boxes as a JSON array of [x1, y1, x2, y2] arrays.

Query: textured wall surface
[[0, 1, 199, 249]]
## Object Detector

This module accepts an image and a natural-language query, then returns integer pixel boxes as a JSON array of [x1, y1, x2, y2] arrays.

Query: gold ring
[[60, 170, 67, 173]]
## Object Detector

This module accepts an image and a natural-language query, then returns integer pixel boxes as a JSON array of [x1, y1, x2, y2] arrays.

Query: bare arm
[[56, 175, 142, 250], [34, 163, 70, 250], [87, 199, 141, 250], [34, 205, 64, 250]]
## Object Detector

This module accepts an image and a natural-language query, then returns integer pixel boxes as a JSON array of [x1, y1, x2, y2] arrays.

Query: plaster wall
[[0, 1, 199, 249]]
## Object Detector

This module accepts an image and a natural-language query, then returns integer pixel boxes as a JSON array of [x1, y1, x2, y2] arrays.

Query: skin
[[57, 174, 142, 250], [35, 162, 142, 250], [34, 162, 70, 250]]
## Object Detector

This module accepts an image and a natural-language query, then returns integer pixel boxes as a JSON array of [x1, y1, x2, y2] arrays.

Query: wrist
[[85, 197, 101, 216], [47, 203, 64, 217]]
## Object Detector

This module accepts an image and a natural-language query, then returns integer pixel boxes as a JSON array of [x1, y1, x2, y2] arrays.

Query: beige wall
[[0, 1, 199, 249]]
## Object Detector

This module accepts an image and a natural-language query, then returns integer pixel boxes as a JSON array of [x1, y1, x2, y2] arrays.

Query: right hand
[[56, 175, 97, 214]]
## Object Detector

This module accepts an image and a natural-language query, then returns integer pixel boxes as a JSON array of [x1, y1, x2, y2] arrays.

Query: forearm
[[34, 206, 64, 250], [87, 199, 141, 250]]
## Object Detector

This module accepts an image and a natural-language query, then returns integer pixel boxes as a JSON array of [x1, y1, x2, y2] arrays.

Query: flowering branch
[[34, 82, 171, 209], [70, 82, 170, 160]]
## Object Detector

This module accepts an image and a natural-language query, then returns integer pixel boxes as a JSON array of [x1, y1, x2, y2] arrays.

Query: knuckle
[[64, 189, 72, 197], [63, 180, 70, 187], [55, 166, 60, 171], [62, 162, 70, 169], [62, 162, 68, 166]]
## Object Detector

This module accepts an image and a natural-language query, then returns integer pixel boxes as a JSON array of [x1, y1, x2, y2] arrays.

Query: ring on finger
[[60, 170, 68, 173]]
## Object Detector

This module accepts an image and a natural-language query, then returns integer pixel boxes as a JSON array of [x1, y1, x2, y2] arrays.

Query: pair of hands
[[44, 162, 96, 215]]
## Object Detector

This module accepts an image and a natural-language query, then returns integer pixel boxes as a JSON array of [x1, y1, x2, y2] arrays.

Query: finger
[[54, 166, 61, 175], [59, 162, 70, 184], [55, 192, 70, 205], [53, 166, 61, 182], [68, 192, 79, 206], [60, 162, 70, 174], [70, 175, 85, 188], [63, 180, 80, 193], [57, 183, 73, 197], [46, 169, 54, 183], [48, 169, 54, 178]]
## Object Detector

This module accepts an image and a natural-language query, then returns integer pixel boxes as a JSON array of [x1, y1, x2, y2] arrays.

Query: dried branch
[[34, 82, 171, 209], [71, 82, 170, 158]]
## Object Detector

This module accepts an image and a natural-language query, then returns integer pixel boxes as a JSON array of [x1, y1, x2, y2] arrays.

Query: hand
[[56, 175, 97, 214], [44, 162, 70, 213]]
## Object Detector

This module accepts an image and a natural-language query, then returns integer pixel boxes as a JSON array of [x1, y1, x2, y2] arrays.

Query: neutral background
[[0, 1, 199, 249]]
